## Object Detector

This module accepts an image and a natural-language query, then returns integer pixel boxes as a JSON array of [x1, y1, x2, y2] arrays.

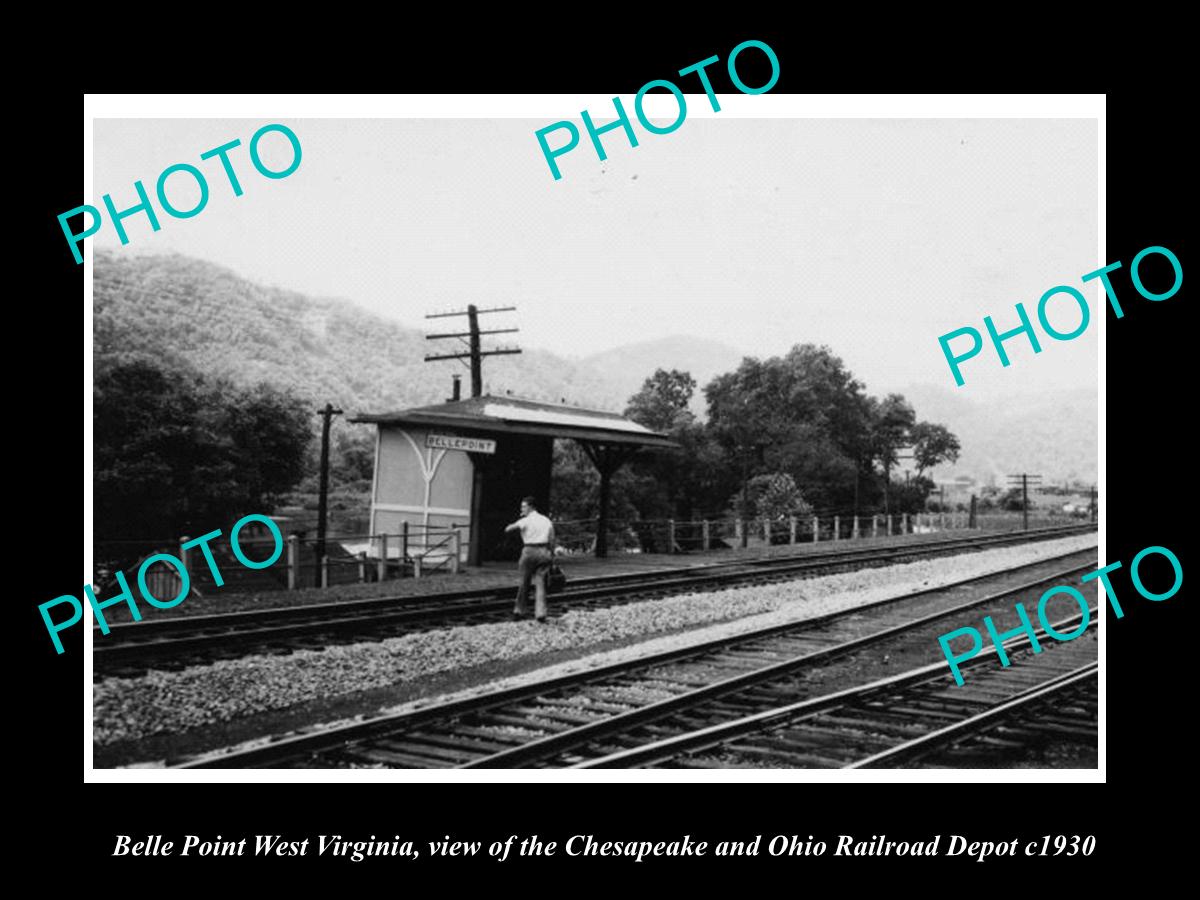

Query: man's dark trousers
[[515, 545, 553, 619]]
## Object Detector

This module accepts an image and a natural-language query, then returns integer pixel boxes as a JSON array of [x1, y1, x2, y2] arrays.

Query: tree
[[864, 393, 916, 515], [219, 383, 312, 508], [670, 421, 740, 520], [332, 428, 376, 489], [910, 422, 961, 475], [706, 362, 773, 540], [94, 357, 312, 560], [619, 369, 735, 523], [705, 345, 874, 524], [624, 369, 697, 432]]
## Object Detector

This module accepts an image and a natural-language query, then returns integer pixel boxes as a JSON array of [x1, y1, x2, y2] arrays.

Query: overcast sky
[[93, 116, 1097, 402]]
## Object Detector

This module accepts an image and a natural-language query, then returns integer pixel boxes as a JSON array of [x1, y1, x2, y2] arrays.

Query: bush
[[729, 472, 813, 521]]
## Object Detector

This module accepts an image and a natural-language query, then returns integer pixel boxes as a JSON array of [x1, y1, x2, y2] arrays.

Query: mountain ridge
[[92, 251, 1096, 485]]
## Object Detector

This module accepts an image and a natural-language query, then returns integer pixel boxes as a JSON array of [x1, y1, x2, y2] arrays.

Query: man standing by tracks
[[505, 496, 557, 623]]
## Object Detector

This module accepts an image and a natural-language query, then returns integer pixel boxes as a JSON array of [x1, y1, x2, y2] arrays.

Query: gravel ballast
[[93, 533, 1097, 751]]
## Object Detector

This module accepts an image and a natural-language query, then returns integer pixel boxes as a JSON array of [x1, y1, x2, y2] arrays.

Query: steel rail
[[846, 664, 1097, 768], [573, 612, 1097, 768], [173, 551, 1097, 769]]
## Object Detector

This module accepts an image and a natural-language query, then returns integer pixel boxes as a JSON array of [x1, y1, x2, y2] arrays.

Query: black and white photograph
[[85, 101, 1100, 773]]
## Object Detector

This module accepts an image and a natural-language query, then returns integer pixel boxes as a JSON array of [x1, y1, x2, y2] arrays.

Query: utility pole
[[316, 403, 343, 577], [425, 304, 521, 397], [1007, 473, 1042, 531], [425, 306, 521, 567]]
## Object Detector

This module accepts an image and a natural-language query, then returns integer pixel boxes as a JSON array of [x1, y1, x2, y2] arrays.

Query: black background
[[22, 23, 1188, 885]]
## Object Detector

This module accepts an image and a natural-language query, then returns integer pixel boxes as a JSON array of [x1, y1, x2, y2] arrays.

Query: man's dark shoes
[[536, 616, 548, 624]]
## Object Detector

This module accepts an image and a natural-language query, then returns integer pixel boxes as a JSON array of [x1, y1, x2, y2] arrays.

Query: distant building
[[931, 476, 978, 508]]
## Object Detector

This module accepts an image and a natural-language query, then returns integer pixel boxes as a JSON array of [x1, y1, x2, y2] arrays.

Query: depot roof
[[351, 394, 678, 449]]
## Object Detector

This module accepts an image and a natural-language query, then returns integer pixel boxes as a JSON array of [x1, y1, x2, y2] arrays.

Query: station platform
[[456, 528, 971, 590], [158, 527, 1017, 620]]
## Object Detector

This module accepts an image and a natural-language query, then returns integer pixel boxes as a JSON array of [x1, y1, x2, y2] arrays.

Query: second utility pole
[[1007, 473, 1042, 532], [316, 402, 343, 581]]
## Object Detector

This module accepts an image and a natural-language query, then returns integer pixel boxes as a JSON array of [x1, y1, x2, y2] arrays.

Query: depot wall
[[370, 427, 474, 540], [368, 426, 556, 563]]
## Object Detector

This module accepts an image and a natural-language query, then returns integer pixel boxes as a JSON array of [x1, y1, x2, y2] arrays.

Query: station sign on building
[[426, 433, 497, 454]]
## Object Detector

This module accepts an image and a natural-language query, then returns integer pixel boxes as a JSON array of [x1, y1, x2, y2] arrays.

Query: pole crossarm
[[425, 328, 519, 340], [425, 306, 517, 319], [422, 304, 521, 397], [424, 349, 522, 362]]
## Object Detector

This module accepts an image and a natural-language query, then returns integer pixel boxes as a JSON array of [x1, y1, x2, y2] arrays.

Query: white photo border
[[83, 92, 1106, 784]]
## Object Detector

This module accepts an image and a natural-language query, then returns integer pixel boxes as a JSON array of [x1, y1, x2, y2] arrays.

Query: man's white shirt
[[516, 512, 554, 544]]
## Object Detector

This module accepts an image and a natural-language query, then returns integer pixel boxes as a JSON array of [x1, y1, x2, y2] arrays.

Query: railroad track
[[98, 524, 1094, 678], [906, 677, 1097, 769], [174, 548, 1097, 769], [576, 619, 1097, 769]]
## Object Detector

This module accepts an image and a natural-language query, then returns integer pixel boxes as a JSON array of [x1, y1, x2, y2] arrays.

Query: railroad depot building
[[351, 394, 676, 565]]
